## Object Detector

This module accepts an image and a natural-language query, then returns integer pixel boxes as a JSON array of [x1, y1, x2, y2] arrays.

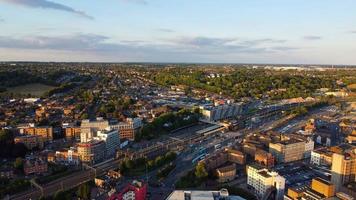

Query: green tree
[[195, 162, 208, 179], [53, 190, 70, 200], [77, 183, 91, 199], [14, 157, 23, 170]]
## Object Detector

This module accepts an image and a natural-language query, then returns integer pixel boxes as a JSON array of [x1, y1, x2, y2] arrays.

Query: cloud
[[0, 34, 299, 62], [156, 28, 175, 33], [0, 0, 93, 19], [0, 17, 4, 22], [348, 30, 356, 34], [120, 0, 148, 5], [303, 35, 322, 40]]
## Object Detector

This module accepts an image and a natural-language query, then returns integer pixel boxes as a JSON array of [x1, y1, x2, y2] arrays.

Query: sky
[[0, 0, 356, 64]]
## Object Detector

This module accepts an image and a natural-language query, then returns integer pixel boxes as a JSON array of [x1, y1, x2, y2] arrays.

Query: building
[[77, 140, 106, 164], [202, 148, 245, 171], [311, 178, 335, 198], [346, 131, 356, 144], [255, 149, 275, 168], [94, 129, 120, 158], [304, 138, 315, 158], [285, 186, 308, 200], [269, 139, 306, 163], [116, 118, 142, 141], [247, 164, 285, 200], [14, 135, 44, 150], [310, 148, 333, 166], [21, 125, 53, 142], [200, 102, 244, 122], [108, 180, 147, 200], [23, 157, 48, 175], [53, 148, 80, 165], [64, 125, 81, 140], [80, 118, 109, 142], [216, 164, 236, 183], [330, 145, 356, 191], [166, 189, 246, 200], [226, 148, 245, 165], [0, 168, 14, 179]]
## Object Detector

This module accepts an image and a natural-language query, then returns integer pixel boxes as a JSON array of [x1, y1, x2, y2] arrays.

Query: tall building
[[269, 139, 307, 163], [247, 164, 285, 200], [200, 102, 244, 122], [331, 145, 356, 191], [94, 129, 120, 158], [77, 140, 106, 164], [116, 118, 142, 141], [80, 117, 109, 142]]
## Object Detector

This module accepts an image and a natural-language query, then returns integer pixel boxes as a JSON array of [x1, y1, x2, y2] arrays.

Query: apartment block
[[14, 135, 44, 150], [269, 139, 306, 163], [94, 129, 120, 158], [80, 117, 109, 142], [331, 145, 356, 191], [116, 118, 142, 141], [310, 148, 333, 166], [77, 140, 106, 164], [64, 125, 81, 140], [21, 125, 53, 142], [24, 157, 48, 176], [247, 164, 285, 200], [200, 102, 243, 122]]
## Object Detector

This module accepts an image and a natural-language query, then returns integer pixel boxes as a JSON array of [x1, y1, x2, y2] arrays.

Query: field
[[6, 83, 56, 97]]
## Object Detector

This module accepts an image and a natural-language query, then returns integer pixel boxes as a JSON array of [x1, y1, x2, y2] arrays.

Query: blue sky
[[0, 0, 355, 64]]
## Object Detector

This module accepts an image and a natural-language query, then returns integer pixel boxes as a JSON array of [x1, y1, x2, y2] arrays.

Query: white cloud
[[0, 0, 93, 19]]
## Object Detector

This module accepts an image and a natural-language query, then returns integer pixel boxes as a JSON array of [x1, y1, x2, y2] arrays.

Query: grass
[[6, 83, 56, 97]]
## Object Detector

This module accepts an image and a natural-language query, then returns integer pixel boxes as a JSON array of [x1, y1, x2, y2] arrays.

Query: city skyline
[[0, 0, 356, 64]]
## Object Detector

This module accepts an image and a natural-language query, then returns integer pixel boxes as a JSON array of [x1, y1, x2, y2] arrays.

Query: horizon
[[0, 0, 356, 64]]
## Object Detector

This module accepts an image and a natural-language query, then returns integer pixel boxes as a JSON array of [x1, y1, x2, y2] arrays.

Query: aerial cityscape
[[0, 1, 356, 200]]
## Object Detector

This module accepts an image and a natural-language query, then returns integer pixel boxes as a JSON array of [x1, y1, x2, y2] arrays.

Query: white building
[[94, 129, 120, 158], [166, 189, 246, 200], [80, 117, 110, 142], [200, 102, 244, 122], [247, 164, 285, 200], [310, 148, 333, 166], [304, 138, 315, 158]]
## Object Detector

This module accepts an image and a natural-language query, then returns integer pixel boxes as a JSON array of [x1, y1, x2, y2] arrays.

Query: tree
[[53, 190, 70, 200], [195, 162, 208, 179], [14, 157, 23, 170], [11, 143, 28, 158], [77, 183, 91, 199], [0, 129, 14, 157]]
